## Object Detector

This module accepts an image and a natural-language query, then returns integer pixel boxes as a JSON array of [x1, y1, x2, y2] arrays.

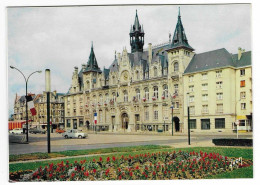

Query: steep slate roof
[[103, 68, 110, 80], [85, 42, 102, 73], [184, 48, 235, 74], [184, 48, 251, 74], [232, 51, 251, 67], [109, 55, 119, 72], [169, 8, 194, 51]]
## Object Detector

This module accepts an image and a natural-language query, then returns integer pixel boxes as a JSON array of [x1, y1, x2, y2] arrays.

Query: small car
[[62, 129, 87, 139], [29, 128, 46, 134], [9, 128, 23, 134], [55, 128, 65, 134]]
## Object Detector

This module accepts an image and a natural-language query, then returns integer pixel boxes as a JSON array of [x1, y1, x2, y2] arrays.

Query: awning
[[236, 115, 247, 120]]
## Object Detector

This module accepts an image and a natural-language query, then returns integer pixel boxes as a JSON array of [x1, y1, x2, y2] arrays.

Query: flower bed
[[10, 150, 253, 181]]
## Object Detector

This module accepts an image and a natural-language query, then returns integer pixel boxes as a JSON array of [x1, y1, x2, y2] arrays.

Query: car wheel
[[78, 135, 82, 139], [64, 135, 68, 139]]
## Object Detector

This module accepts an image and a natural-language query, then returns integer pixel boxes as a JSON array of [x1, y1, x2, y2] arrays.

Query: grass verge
[[9, 145, 171, 162]]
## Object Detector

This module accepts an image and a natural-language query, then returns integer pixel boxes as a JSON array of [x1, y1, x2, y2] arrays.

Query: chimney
[[238, 47, 245, 60], [148, 43, 152, 63]]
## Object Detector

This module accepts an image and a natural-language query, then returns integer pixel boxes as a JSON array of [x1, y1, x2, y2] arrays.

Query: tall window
[[144, 88, 149, 100], [99, 94, 103, 104], [66, 119, 71, 128], [112, 92, 116, 102], [105, 93, 109, 103], [190, 119, 196, 129], [202, 105, 208, 113], [240, 69, 245, 76], [189, 75, 194, 82], [240, 80, 245, 87], [164, 68, 168, 76], [145, 71, 149, 79], [202, 83, 208, 90], [190, 106, 195, 115], [163, 84, 168, 98], [153, 106, 158, 120], [174, 84, 179, 94], [201, 119, 210, 130], [215, 118, 225, 129], [202, 73, 208, 80], [202, 94, 208, 101], [240, 92, 246, 99], [144, 107, 149, 120], [153, 86, 159, 99], [216, 81, 223, 89], [154, 67, 158, 77], [136, 89, 140, 100], [174, 62, 179, 72], [189, 96, 194, 102], [136, 71, 140, 80], [189, 85, 194, 92], [216, 93, 223, 100], [241, 103, 246, 110], [99, 110, 103, 122], [216, 104, 223, 113], [123, 90, 128, 102], [216, 70, 222, 78], [79, 119, 83, 127]]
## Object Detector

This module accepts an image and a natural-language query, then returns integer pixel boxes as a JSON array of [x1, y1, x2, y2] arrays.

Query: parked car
[[62, 129, 87, 139], [55, 128, 65, 134], [29, 128, 46, 134], [9, 128, 23, 134]]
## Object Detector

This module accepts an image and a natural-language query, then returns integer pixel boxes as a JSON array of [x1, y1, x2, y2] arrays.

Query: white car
[[62, 129, 87, 139], [9, 128, 23, 134]]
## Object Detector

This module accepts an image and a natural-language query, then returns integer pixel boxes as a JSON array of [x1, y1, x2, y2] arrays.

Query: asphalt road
[[9, 133, 252, 155]]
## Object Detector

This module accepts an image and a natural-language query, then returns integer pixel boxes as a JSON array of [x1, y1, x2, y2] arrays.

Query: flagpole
[[10, 66, 41, 143]]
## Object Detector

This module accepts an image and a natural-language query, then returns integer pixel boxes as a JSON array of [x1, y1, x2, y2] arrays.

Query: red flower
[[93, 169, 97, 173], [153, 171, 156, 176], [93, 158, 96, 162], [112, 156, 116, 161], [71, 173, 75, 178], [107, 157, 110, 162], [84, 171, 89, 177], [136, 166, 139, 170], [182, 168, 185, 172], [99, 157, 103, 162], [37, 175, 40, 179], [118, 175, 122, 180], [74, 161, 77, 164], [130, 172, 133, 177]]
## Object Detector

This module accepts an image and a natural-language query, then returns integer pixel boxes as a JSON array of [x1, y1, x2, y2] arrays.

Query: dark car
[[29, 128, 46, 134]]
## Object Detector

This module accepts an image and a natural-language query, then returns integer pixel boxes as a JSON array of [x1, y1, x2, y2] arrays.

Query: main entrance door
[[173, 117, 180, 132], [121, 113, 129, 130]]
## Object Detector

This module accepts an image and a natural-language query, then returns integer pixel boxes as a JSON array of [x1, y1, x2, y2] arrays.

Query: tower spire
[[170, 7, 194, 51], [85, 42, 102, 73]]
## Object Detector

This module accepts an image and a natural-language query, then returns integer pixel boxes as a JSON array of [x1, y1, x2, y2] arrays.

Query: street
[[9, 132, 252, 155]]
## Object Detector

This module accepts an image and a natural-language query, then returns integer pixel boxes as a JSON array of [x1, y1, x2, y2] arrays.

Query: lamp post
[[10, 66, 41, 143], [187, 92, 191, 145], [170, 105, 174, 136], [45, 69, 51, 153]]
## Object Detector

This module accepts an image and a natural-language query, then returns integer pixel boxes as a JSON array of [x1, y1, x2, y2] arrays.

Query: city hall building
[[63, 9, 252, 133]]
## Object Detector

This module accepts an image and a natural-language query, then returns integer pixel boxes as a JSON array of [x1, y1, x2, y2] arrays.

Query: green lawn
[[9, 146, 253, 179]]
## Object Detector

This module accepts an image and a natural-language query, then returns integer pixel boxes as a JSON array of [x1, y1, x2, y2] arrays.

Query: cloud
[[7, 4, 251, 116]]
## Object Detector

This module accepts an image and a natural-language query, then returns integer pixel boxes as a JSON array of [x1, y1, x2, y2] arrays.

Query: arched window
[[93, 95, 96, 105], [154, 67, 157, 77], [136, 89, 140, 100], [163, 84, 168, 98], [99, 94, 103, 104], [174, 62, 179, 72], [144, 88, 149, 100], [164, 68, 168, 76], [123, 90, 128, 102], [112, 92, 116, 102], [145, 71, 149, 79], [136, 71, 140, 80], [105, 93, 109, 103], [153, 86, 159, 99]]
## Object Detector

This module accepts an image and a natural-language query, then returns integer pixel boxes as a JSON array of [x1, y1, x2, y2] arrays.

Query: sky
[[7, 4, 251, 116]]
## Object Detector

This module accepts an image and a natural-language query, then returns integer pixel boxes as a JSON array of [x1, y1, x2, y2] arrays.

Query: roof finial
[[136, 9, 137, 15], [178, 7, 181, 17], [91, 41, 93, 49], [115, 50, 117, 59]]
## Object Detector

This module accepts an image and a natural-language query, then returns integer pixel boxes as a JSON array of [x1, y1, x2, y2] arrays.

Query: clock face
[[121, 71, 129, 82]]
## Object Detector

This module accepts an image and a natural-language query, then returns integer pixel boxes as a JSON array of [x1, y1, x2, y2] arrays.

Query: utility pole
[[187, 92, 191, 145]]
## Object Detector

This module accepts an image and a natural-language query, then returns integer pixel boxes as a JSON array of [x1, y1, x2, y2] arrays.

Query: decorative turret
[[130, 10, 145, 53], [170, 7, 194, 51], [85, 42, 102, 73]]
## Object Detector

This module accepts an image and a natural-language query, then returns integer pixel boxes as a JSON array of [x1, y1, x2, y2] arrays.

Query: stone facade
[[63, 9, 252, 133]]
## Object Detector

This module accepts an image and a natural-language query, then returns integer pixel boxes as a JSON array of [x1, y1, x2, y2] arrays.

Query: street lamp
[[45, 69, 51, 153], [10, 66, 42, 143], [187, 92, 191, 145]]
